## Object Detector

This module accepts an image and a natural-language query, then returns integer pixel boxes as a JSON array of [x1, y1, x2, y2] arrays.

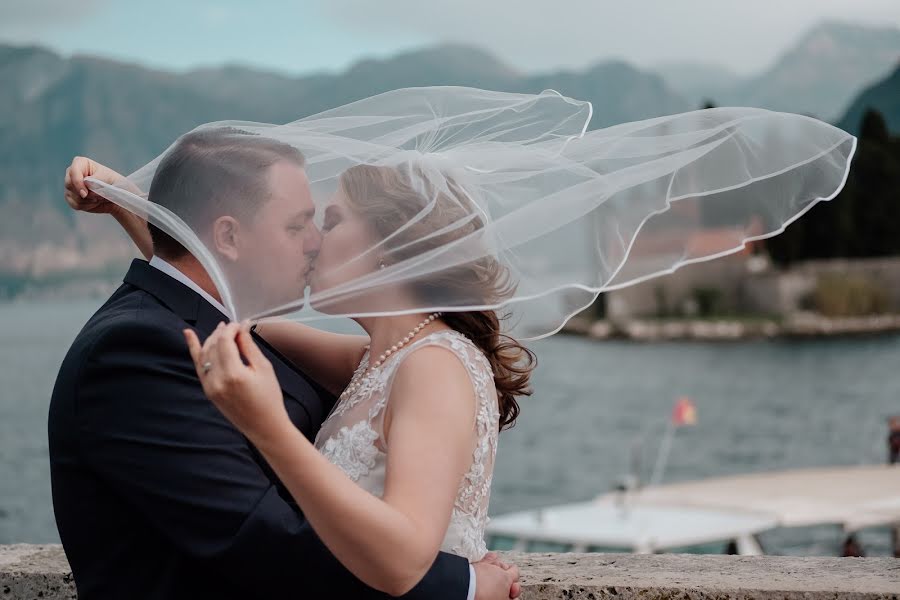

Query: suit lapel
[[122, 259, 327, 431]]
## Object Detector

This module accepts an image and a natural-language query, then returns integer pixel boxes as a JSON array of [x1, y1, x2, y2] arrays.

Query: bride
[[63, 85, 856, 596], [185, 162, 535, 588]]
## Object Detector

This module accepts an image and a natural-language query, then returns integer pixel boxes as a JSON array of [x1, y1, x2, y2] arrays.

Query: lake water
[[1, 299, 897, 555]]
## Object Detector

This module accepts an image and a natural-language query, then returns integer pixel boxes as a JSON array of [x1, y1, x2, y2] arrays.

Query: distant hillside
[[0, 42, 689, 287], [1, 20, 897, 293], [654, 61, 743, 109], [724, 21, 900, 121], [838, 64, 900, 135], [654, 22, 900, 121]]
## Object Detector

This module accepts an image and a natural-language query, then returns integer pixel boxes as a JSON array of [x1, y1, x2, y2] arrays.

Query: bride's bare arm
[[64, 157, 154, 260], [187, 324, 477, 596], [254, 320, 368, 397]]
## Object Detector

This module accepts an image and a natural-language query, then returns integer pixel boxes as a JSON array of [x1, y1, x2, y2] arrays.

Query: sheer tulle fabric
[[86, 86, 857, 338]]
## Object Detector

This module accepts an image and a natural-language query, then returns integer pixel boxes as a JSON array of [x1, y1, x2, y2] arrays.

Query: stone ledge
[[0, 545, 75, 599], [503, 552, 900, 599], [0, 545, 897, 599]]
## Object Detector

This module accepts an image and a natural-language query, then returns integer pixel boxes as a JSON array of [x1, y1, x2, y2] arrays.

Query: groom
[[51, 129, 520, 599]]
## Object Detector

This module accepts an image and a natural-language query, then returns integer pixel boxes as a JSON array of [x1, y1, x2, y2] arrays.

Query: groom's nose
[[304, 224, 323, 256]]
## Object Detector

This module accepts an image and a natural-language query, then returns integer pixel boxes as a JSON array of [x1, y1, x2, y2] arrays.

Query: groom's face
[[228, 161, 321, 316]]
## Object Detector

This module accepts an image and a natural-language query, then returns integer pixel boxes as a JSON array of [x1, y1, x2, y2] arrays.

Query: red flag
[[672, 396, 697, 427]]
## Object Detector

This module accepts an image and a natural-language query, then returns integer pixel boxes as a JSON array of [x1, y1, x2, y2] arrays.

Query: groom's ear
[[212, 216, 241, 262]]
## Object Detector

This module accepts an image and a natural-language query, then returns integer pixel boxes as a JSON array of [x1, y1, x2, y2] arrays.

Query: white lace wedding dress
[[314, 330, 500, 562]]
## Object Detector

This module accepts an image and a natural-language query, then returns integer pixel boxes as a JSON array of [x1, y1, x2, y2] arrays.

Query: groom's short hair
[[147, 127, 306, 259]]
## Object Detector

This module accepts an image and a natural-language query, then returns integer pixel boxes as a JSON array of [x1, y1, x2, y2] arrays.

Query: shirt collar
[[148, 255, 231, 318]]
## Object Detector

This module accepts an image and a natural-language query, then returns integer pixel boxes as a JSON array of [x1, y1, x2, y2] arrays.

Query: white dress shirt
[[148, 256, 230, 317], [148, 256, 477, 599]]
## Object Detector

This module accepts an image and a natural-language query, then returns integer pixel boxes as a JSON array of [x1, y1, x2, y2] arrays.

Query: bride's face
[[308, 188, 381, 312]]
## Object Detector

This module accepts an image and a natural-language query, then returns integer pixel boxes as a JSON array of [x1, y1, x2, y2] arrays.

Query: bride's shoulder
[[389, 330, 493, 402], [397, 330, 489, 374], [394, 334, 474, 385], [431, 329, 486, 356], [387, 340, 478, 419]]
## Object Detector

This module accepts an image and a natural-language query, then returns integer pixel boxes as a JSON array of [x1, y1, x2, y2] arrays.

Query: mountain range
[[656, 21, 900, 121], [0, 20, 897, 294]]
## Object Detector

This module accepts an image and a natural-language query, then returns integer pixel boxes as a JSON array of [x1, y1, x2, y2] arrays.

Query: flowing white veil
[[86, 86, 857, 338]]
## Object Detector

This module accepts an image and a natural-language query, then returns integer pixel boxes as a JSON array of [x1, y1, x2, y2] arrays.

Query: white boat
[[486, 464, 900, 555]]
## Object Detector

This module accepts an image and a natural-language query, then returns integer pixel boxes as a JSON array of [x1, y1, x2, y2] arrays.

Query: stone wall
[[606, 255, 754, 320], [605, 256, 900, 320], [749, 257, 900, 317], [2, 545, 898, 599]]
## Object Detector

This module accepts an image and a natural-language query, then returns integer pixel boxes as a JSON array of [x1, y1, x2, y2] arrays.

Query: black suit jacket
[[49, 259, 469, 600]]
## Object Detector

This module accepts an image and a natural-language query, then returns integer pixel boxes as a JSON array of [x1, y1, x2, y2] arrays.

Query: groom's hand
[[473, 552, 521, 599]]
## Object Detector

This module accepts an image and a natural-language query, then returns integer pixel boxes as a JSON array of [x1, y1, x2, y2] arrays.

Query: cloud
[[318, 0, 899, 74], [1, 0, 895, 75], [198, 3, 237, 28], [1, 0, 109, 32]]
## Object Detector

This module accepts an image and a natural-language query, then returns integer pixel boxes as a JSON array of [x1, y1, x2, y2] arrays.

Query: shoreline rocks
[[563, 313, 900, 342]]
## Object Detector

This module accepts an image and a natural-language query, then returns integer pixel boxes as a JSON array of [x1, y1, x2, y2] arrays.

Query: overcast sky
[[3, 0, 897, 76]]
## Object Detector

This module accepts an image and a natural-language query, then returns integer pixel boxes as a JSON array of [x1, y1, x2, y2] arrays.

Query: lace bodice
[[314, 330, 499, 562]]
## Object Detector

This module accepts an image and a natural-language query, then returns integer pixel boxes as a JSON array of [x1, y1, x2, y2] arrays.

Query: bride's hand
[[185, 322, 292, 445], [63, 156, 128, 217], [64, 156, 154, 259]]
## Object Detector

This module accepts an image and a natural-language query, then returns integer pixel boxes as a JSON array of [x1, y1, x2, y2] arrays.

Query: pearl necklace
[[340, 312, 442, 401]]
